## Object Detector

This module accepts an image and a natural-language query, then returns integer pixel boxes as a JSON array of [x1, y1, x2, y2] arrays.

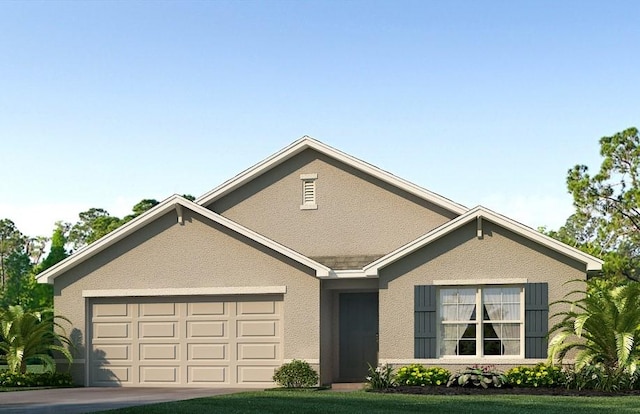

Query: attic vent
[[300, 173, 318, 210]]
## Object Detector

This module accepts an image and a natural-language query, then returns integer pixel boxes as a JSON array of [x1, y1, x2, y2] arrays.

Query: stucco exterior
[[54, 209, 320, 385], [40, 137, 602, 387], [209, 149, 458, 259], [378, 220, 587, 368]]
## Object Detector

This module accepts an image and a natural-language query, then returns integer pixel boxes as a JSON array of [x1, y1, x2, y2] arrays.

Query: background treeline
[[3, 127, 640, 310], [0, 195, 194, 310]]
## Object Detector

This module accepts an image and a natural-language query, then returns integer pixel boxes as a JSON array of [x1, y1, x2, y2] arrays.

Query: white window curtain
[[483, 288, 520, 355], [441, 289, 476, 355]]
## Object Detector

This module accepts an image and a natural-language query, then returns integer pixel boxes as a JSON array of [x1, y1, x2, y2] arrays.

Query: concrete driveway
[[0, 387, 248, 414]]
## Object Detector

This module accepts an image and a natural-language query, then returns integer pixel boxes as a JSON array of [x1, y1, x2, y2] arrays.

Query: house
[[37, 137, 603, 387]]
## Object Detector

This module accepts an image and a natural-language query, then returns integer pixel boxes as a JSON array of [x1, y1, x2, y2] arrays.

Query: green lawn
[[104, 390, 640, 414]]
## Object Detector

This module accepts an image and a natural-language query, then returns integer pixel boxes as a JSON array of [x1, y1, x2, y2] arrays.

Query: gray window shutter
[[525, 283, 548, 358], [415, 285, 437, 358]]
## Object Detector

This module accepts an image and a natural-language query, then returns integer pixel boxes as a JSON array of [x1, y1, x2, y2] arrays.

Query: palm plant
[[548, 279, 640, 379], [0, 305, 73, 374]]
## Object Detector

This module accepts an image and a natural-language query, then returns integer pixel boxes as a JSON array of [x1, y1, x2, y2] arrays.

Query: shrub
[[0, 371, 73, 388], [561, 364, 608, 391], [366, 363, 394, 389], [448, 365, 507, 388], [560, 363, 640, 391], [506, 364, 563, 388], [616, 368, 640, 391], [272, 360, 319, 388], [394, 364, 450, 386]]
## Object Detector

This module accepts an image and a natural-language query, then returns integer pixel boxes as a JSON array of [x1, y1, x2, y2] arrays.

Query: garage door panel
[[91, 295, 283, 387], [140, 343, 178, 360], [188, 302, 226, 316], [139, 303, 176, 317], [238, 366, 279, 383], [188, 343, 226, 360], [238, 343, 278, 360], [139, 321, 176, 338], [140, 366, 179, 383], [188, 366, 228, 384], [237, 320, 278, 337], [237, 301, 277, 315], [94, 303, 129, 317], [93, 366, 131, 384], [187, 320, 226, 338], [94, 323, 130, 339], [97, 344, 130, 361]]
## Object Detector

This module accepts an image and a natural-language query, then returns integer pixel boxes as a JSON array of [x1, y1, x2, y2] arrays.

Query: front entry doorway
[[339, 292, 379, 381]]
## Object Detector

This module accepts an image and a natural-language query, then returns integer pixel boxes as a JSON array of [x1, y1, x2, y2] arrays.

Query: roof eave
[[37, 194, 331, 284], [363, 206, 603, 276], [196, 136, 467, 215], [37, 195, 185, 284]]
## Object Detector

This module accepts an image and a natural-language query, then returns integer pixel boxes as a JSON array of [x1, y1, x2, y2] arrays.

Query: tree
[[0, 305, 73, 374], [122, 199, 159, 223], [27, 236, 49, 264], [26, 222, 71, 309], [37, 222, 69, 272], [68, 198, 168, 250], [565, 127, 640, 280], [2, 250, 34, 310], [68, 208, 121, 250], [0, 219, 27, 291]]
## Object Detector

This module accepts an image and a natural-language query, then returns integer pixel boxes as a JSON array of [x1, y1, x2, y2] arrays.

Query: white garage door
[[89, 295, 283, 387]]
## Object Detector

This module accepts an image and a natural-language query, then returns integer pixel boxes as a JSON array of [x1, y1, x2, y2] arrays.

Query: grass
[[103, 390, 640, 414]]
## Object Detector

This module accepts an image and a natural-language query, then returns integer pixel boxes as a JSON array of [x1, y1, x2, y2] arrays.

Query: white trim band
[[82, 286, 287, 298], [379, 358, 549, 365], [283, 359, 320, 364], [433, 278, 528, 286], [325, 270, 378, 279]]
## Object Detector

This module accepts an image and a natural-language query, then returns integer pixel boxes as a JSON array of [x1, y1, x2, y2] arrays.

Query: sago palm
[[548, 279, 640, 376], [0, 305, 73, 373]]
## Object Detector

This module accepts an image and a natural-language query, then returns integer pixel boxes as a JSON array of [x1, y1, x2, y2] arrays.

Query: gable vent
[[300, 173, 318, 210]]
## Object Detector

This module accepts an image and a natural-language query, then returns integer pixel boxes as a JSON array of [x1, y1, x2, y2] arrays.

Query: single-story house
[[37, 137, 602, 387]]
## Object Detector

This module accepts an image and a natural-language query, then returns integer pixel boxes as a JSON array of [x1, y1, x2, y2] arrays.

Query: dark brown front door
[[339, 292, 379, 381]]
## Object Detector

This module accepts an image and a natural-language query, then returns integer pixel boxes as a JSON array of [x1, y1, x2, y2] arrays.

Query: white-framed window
[[300, 173, 318, 210], [439, 286, 523, 357]]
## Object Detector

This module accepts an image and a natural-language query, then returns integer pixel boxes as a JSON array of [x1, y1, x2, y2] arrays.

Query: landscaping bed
[[378, 385, 640, 397], [367, 363, 640, 397]]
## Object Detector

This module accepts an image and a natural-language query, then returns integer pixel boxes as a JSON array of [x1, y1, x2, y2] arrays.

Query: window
[[300, 173, 318, 210], [414, 283, 547, 359], [439, 286, 523, 357]]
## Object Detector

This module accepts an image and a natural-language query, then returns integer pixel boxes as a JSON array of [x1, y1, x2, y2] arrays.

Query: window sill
[[300, 204, 318, 210], [380, 357, 546, 365]]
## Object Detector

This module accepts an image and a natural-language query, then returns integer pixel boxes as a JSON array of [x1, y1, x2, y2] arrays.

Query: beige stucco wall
[[53, 209, 320, 385], [378, 219, 587, 366], [208, 149, 458, 258]]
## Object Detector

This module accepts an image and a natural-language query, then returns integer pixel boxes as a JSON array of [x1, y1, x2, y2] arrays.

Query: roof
[[37, 139, 602, 285], [363, 205, 604, 276], [36, 195, 331, 284], [309, 255, 384, 270], [195, 136, 467, 215]]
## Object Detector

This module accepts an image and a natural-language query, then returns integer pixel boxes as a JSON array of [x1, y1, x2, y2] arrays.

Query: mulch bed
[[377, 385, 640, 397]]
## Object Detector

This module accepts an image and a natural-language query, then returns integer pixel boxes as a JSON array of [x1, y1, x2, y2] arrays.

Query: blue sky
[[1, 0, 638, 238]]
